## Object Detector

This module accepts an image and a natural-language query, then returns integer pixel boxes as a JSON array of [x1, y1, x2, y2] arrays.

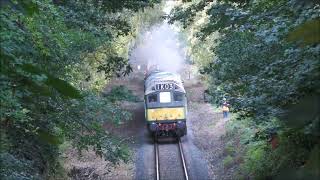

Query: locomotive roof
[[145, 71, 185, 95]]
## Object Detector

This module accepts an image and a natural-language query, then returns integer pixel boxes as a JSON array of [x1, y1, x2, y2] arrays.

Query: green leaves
[[104, 85, 140, 102], [45, 76, 82, 99], [1, 0, 40, 16], [280, 94, 320, 132], [21, 63, 82, 99], [21, 63, 43, 75], [287, 18, 320, 46], [18, 0, 39, 16], [168, 1, 208, 28], [175, 0, 320, 120], [97, 56, 132, 78], [37, 130, 63, 145]]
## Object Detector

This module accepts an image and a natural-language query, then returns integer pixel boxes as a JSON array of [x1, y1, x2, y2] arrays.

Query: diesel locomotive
[[144, 70, 187, 137]]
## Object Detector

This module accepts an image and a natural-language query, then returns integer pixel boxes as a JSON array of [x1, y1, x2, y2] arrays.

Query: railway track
[[154, 137, 189, 180]]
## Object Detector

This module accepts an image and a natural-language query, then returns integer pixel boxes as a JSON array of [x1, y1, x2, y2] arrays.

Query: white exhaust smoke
[[130, 1, 185, 73]]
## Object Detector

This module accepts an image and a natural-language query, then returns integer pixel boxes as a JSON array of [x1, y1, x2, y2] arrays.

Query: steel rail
[[155, 138, 160, 180], [154, 137, 189, 180], [178, 138, 189, 180]]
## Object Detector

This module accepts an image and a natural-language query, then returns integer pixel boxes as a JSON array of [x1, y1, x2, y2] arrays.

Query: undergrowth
[[223, 117, 320, 179], [104, 85, 140, 102]]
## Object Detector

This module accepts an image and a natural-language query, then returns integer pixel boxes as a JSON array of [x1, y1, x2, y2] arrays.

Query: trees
[[0, 0, 161, 179], [169, 0, 319, 178]]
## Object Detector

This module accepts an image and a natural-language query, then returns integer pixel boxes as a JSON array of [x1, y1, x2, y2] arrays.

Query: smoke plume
[[130, 16, 186, 73]]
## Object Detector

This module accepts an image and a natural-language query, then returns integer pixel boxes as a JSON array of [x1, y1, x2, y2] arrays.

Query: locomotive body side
[[144, 71, 187, 137]]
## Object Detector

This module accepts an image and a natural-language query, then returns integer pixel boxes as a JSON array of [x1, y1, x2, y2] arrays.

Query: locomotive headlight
[[149, 122, 158, 132], [177, 121, 186, 129]]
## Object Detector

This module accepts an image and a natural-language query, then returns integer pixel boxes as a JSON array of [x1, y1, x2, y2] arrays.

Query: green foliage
[[20, 63, 82, 99], [171, 0, 320, 178], [168, 1, 208, 28], [287, 18, 320, 45], [224, 142, 236, 156], [224, 117, 319, 179], [241, 141, 272, 179], [223, 155, 234, 169], [105, 85, 140, 102], [0, 153, 38, 180], [0, 0, 161, 178]]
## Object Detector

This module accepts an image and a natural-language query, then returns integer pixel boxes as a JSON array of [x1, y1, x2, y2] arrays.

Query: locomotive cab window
[[173, 92, 184, 102], [148, 94, 158, 103], [159, 92, 171, 103]]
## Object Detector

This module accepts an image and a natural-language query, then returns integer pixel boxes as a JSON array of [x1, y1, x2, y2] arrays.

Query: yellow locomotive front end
[[144, 71, 187, 137]]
